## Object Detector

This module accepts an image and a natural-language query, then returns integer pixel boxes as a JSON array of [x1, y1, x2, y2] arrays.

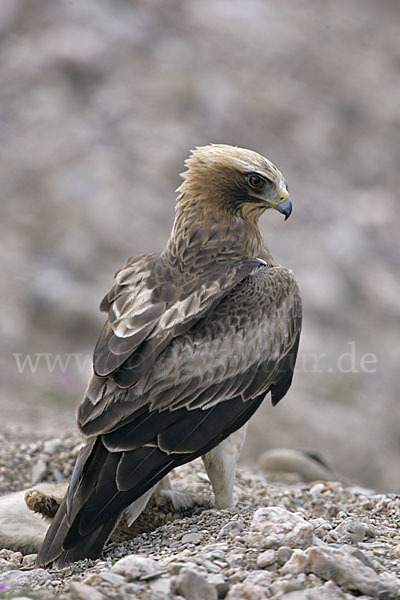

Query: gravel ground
[[0, 434, 399, 599]]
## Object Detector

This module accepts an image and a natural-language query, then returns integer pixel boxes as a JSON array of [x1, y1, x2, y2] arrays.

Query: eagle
[[37, 144, 302, 567]]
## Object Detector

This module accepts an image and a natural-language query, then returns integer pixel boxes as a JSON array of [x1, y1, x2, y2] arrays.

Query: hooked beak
[[274, 196, 292, 221]]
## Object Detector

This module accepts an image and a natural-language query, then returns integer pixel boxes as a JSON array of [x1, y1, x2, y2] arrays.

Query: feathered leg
[[154, 474, 203, 512], [201, 425, 248, 508]]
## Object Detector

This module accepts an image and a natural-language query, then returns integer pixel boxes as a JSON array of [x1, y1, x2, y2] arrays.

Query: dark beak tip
[[277, 196, 292, 220]]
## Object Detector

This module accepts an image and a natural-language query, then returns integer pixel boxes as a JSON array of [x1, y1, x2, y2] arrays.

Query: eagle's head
[[177, 144, 292, 222]]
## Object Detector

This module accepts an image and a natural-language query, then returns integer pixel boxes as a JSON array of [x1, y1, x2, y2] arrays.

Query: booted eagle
[[38, 144, 302, 567]]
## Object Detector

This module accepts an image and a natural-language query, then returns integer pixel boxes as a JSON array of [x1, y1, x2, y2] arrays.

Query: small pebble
[[149, 575, 172, 594], [276, 546, 294, 565], [225, 582, 268, 599], [111, 554, 161, 581], [310, 482, 325, 497], [182, 532, 203, 545], [256, 549, 276, 568], [281, 549, 307, 574], [217, 521, 245, 539], [43, 438, 62, 454], [31, 460, 47, 484], [202, 559, 221, 573], [100, 571, 125, 586], [69, 582, 106, 600], [22, 554, 37, 568], [173, 567, 218, 600]]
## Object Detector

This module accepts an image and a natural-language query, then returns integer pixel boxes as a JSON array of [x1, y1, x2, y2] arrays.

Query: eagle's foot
[[157, 488, 209, 512], [25, 483, 67, 519]]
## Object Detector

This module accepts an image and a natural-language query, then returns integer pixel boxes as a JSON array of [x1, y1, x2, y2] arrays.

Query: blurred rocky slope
[[1, 0, 399, 491]]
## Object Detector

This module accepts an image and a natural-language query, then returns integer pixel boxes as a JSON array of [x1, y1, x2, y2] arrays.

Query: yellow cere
[[278, 188, 289, 203]]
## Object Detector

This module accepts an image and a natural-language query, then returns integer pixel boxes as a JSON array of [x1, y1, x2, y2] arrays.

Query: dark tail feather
[[36, 438, 121, 567], [54, 518, 119, 568], [36, 493, 119, 568], [37, 394, 266, 567], [36, 439, 176, 567]]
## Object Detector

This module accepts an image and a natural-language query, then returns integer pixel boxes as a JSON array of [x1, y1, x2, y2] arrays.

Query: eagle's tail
[[37, 394, 265, 567], [36, 437, 176, 567], [36, 438, 118, 567], [36, 495, 119, 568]]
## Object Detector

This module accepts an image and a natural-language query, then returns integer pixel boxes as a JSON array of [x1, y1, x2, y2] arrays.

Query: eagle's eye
[[247, 173, 265, 190]]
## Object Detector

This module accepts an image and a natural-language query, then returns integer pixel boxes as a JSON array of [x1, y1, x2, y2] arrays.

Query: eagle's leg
[[155, 475, 203, 511], [201, 424, 248, 509], [125, 475, 201, 528]]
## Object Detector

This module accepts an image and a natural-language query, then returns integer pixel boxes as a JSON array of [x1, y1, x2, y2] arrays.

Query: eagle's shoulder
[[92, 242, 262, 381]]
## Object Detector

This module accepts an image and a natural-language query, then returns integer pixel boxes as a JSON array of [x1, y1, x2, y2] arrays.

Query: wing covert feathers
[[93, 248, 262, 382]]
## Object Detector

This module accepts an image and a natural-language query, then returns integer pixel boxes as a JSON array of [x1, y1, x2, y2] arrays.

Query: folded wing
[[37, 248, 301, 567]]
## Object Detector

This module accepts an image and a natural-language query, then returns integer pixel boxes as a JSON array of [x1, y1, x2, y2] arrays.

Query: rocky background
[[1, 0, 400, 493]]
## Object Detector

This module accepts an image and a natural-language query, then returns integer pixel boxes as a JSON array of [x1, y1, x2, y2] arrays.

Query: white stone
[[257, 549, 276, 568], [0, 568, 53, 589], [217, 520, 245, 538], [202, 559, 221, 573], [165, 560, 198, 575], [247, 507, 314, 550], [281, 549, 307, 575], [31, 460, 47, 484], [279, 580, 349, 599], [207, 572, 226, 586], [173, 567, 218, 600], [21, 554, 37, 568], [100, 571, 125, 586], [309, 482, 325, 497], [181, 532, 203, 544], [225, 582, 270, 599], [111, 554, 161, 581], [0, 558, 19, 574], [244, 571, 273, 588], [69, 582, 106, 600], [149, 575, 172, 595], [328, 517, 371, 543], [43, 438, 62, 454], [305, 544, 400, 598]]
